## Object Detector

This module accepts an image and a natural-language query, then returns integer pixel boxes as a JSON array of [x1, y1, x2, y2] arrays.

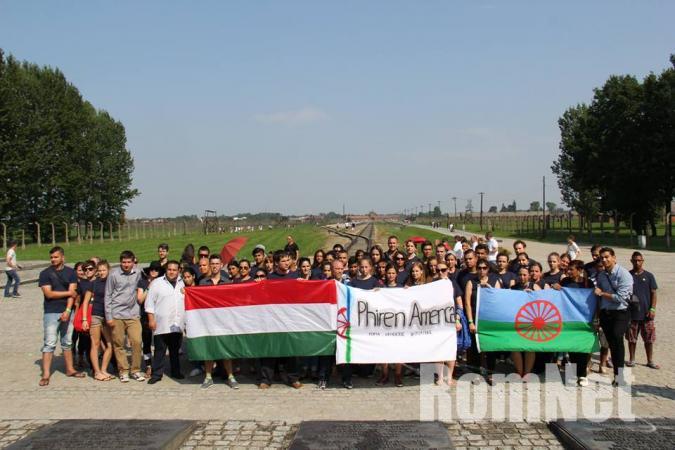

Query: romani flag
[[185, 279, 338, 360], [476, 287, 599, 353]]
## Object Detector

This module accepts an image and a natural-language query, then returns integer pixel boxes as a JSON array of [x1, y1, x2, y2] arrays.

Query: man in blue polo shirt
[[594, 247, 633, 385], [38, 246, 84, 386]]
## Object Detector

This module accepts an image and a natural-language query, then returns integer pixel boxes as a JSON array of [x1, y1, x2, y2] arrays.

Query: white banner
[[336, 279, 458, 364]]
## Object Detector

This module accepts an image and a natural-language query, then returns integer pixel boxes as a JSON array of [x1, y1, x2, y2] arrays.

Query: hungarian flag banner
[[185, 279, 338, 360], [476, 287, 598, 352]]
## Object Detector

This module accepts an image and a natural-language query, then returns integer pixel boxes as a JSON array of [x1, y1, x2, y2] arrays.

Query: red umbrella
[[220, 237, 249, 264], [409, 236, 427, 245]]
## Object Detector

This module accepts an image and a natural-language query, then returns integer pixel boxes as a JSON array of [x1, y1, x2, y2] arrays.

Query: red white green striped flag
[[185, 279, 338, 360]]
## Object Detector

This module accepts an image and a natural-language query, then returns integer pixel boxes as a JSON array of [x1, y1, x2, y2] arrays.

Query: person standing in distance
[[284, 236, 300, 260], [4, 240, 22, 298], [38, 246, 84, 386]]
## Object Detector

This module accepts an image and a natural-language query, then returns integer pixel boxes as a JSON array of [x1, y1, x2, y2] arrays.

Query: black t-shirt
[[498, 271, 516, 289], [543, 271, 563, 286], [267, 270, 298, 280], [284, 242, 299, 256], [584, 261, 598, 280], [404, 255, 421, 271], [198, 276, 231, 286], [630, 269, 657, 318], [77, 279, 92, 300], [511, 281, 536, 291], [89, 278, 107, 317], [384, 282, 403, 288], [561, 278, 586, 289], [350, 277, 381, 290], [39, 266, 77, 313], [396, 270, 409, 286], [457, 269, 478, 292]]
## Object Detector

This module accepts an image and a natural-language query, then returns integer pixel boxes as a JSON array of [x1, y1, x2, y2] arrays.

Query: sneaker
[[12, 293, 21, 298], [318, 380, 327, 390], [342, 380, 353, 390], [578, 377, 589, 387], [131, 372, 146, 382], [120, 373, 130, 383], [189, 367, 204, 377], [201, 378, 214, 389], [227, 376, 240, 389]]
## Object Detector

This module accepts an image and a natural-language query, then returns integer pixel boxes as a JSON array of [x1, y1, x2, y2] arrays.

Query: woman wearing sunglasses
[[81, 261, 115, 381], [510, 266, 540, 379], [464, 259, 501, 383], [236, 259, 254, 283], [393, 251, 409, 285]]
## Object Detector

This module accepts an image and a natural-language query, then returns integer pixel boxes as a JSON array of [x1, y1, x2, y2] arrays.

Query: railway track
[[323, 222, 374, 253]]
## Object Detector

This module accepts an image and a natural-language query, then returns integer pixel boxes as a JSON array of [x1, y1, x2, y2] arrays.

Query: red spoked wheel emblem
[[515, 300, 562, 342], [337, 307, 350, 339]]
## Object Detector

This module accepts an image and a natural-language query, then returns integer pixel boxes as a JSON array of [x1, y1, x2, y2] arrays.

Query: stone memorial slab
[[7, 419, 197, 450], [289, 420, 453, 450], [550, 418, 675, 450]]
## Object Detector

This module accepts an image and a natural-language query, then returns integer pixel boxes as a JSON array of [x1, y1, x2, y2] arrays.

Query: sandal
[[39, 378, 50, 387], [646, 362, 660, 370], [66, 371, 86, 378], [94, 373, 112, 381], [625, 360, 636, 367]]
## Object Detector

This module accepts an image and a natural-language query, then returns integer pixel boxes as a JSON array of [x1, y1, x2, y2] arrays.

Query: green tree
[[529, 201, 541, 212], [552, 55, 675, 235], [546, 202, 557, 213], [0, 50, 138, 240]]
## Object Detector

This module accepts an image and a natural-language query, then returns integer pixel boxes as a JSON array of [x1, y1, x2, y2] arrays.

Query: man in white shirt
[[146, 260, 185, 384], [486, 232, 499, 262], [4, 240, 21, 298]]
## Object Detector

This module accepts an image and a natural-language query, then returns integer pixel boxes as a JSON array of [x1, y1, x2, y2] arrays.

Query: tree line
[[0, 49, 138, 240], [552, 55, 674, 236]]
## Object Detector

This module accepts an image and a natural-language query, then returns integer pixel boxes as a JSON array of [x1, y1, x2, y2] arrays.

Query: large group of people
[[24, 230, 659, 389]]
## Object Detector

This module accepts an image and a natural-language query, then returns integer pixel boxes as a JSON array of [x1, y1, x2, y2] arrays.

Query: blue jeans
[[42, 312, 74, 353], [4, 270, 19, 297]]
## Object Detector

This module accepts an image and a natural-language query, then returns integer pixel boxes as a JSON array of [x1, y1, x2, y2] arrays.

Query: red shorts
[[626, 320, 655, 344]]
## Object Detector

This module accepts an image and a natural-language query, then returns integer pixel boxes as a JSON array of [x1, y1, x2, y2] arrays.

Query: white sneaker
[[120, 373, 130, 383], [578, 377, 589, 387], [131, 372, 146, 382]]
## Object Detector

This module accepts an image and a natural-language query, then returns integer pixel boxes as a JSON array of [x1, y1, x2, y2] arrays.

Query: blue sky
[[1, 1, 673, 217]]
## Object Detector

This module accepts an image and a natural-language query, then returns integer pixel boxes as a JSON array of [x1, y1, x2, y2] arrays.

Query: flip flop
[[94, 374, 112, 381], [39, 378, 50, 387], [66, 371, 86, 378], [625, 360, 636, 367], [647, 362, 660, 370]]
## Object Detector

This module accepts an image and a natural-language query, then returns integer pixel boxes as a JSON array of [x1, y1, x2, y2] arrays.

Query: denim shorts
[[42, 312, 74, 353]]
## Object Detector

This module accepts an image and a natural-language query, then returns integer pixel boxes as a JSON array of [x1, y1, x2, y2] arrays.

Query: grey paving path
[[0, 419, 563, 449]]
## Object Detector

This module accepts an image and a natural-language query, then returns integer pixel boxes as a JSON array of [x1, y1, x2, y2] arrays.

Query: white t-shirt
[[487, 238, 499, 261], [567, 242, 580, 260], [5, 248, 16, 271]]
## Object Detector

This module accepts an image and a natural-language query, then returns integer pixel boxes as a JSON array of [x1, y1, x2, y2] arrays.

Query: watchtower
[[203, 210, 218, 234]]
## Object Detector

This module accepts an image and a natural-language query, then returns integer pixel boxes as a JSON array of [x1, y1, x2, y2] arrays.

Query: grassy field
[[456, 223, 673, 252], [411, 217, 673, 252], [372, 222, 452, 247], [13, 224, 332, 263]]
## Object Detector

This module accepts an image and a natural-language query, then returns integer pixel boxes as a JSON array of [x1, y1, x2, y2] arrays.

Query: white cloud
[[254, 106, 328, 125]]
